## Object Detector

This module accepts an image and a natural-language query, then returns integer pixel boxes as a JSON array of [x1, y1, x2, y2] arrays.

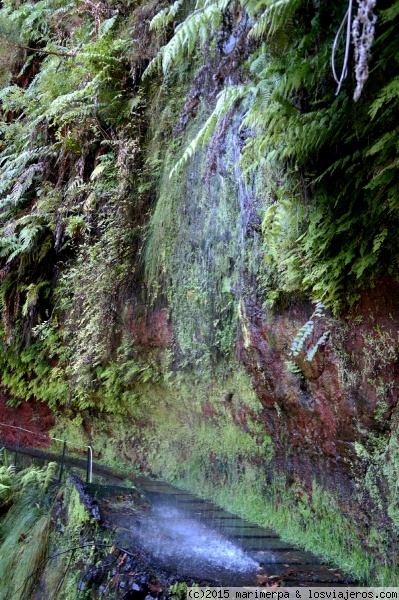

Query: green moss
[[144, 104, 261, 371], [168, 469, 396, 585], [71, 362, 398, 585], [43, 479, 106, 599], [0, 462, 58, 599], [47, 352, 399, 586], [65, 486, 89, 532]]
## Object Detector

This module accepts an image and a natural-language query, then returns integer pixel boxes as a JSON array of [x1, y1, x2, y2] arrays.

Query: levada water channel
[[88, 475, 352, 587]]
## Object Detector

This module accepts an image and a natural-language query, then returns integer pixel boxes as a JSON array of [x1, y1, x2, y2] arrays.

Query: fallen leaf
[[256, 574, 283, 587], [149, 581, 163, 593]]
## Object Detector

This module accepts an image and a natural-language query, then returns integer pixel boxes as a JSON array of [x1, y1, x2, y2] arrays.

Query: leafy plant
[[290, 302, 330, 362], [147, 0, 399, 312]]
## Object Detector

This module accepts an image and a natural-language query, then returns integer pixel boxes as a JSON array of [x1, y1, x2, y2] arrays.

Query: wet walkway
[[1, 443, 353, 587], [91, 476, 352, 587]]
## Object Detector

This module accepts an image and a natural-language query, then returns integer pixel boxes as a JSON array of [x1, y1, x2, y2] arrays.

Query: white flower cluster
[[352, 0, 377, 101]]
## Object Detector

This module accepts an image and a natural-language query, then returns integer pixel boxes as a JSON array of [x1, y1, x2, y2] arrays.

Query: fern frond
[[369, 76, 399, 120], [170, 85, 245, 177], [165, 4, 221, 72], [98, 16, 117, 37], [145, 2, 222, 76], [249, 0, 304, 39], [150, 0, 185, 30], [379, 0, 399, 24], [142, 53, 163, 78], [21, 283, 40, 317], [9, 163, 44, 204], [6, 225, 42, 263], [0, 85, 26, 113]]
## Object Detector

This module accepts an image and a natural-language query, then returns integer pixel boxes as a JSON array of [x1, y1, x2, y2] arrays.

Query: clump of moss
[[0, 461, 57, 599]]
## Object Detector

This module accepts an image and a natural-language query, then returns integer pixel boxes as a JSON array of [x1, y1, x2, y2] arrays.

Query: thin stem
[[4, 40, 76, 58]]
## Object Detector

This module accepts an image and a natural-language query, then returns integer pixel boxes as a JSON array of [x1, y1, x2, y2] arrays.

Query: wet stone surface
[[88, 476, 355, 588]]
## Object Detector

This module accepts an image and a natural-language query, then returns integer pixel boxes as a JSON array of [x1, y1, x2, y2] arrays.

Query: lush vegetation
[[0, 453, 115, 599], [146, 0, 399, 312], [0, 0, 397, 404], [0, 454, 57, 599], [0, 0, 157, 409], [0, 0, 399, 586]]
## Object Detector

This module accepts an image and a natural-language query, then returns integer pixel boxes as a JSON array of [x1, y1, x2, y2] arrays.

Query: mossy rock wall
[[0, 0, 399, 587]]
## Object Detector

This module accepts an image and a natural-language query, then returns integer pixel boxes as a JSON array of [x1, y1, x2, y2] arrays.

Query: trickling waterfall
[[131, 505, 258, 575]]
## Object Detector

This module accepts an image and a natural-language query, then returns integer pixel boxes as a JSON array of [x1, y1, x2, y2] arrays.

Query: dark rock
[[69, 474, 102, 522]]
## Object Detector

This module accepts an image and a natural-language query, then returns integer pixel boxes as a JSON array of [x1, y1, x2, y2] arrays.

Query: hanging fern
[[248, 0, 304, 39], [149, 0, 185, 30], [290, 302, 329, 361], [145, 1, 222, 76], [169, 85, 246, 177]]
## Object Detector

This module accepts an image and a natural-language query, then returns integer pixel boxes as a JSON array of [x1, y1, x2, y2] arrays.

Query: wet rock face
[[69, 475, 102, 522], [0, 392, 55, 447], [126, 302, 172, 349], [114, 270, 399, 525], [240, 278, 399, 511]]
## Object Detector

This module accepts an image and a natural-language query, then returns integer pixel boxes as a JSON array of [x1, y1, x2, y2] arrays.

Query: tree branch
[[4, 40, 76, 58]]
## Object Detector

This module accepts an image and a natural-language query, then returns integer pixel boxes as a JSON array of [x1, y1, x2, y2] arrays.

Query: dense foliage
[[0, 0, 156, 408], [0, 0, 399, 584], [147, 0, 399, 310], [0, 0, 398, 407], [0, 455, 56, 599]]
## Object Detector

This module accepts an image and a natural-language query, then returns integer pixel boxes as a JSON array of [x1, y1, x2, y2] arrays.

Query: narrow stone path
[[2, 443, 355, 587], [90, 476, 354, 587]]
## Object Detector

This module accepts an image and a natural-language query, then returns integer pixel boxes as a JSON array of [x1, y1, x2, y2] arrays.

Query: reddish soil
[[0, 389, 55, 447], [127, 302, 172, 348], [238, 278, 399, 523]]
